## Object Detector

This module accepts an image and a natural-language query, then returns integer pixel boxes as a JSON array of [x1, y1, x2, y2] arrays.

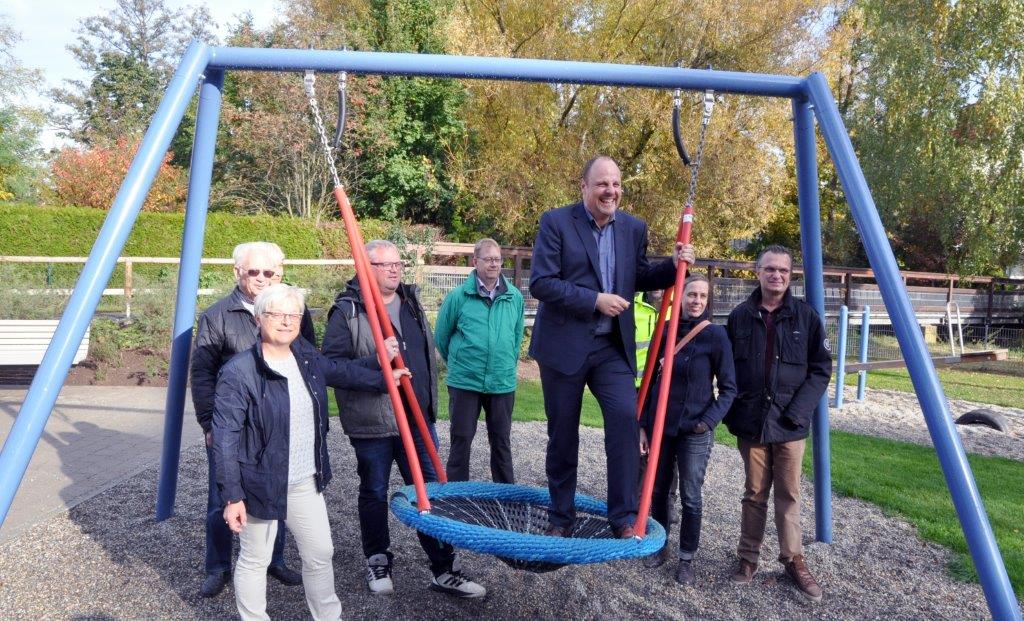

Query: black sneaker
[[366, 553, 394, 594], [429, 559, 486, 598]]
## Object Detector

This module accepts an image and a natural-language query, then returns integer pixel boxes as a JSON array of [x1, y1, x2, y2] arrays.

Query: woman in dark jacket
[[639, 274, 737, 585], [214, 284, 406, 621]]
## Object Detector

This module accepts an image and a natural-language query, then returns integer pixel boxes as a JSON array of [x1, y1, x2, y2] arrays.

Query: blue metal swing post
[[806, 71, 1020, 621], [156, 68, 224, 520], [0, 41, 210, 528], [793, 96, 832, 543]]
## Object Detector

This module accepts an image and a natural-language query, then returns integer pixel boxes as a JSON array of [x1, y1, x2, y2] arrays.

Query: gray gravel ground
[[0, 421, 1012, 620]]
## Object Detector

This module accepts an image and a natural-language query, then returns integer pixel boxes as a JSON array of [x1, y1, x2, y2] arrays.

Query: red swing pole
[[635, 216, 686, 419], [333, 187, 435, 508], [635, 206, 693, 537], [343, 209, 448, 483], [304, 70, 438, 509], [635, 87, 715, 537]]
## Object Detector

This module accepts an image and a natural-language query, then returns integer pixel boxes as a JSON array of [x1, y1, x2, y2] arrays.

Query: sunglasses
[[245, 269, 277, 278]]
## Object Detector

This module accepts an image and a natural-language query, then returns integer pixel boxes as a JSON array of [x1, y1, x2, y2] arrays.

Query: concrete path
[[0, 385, 203, 543]]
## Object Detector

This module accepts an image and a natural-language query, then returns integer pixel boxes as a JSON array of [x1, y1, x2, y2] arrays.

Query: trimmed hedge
[[0, 203, 389, 258]]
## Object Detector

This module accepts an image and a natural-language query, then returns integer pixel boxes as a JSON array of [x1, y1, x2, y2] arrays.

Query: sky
[[3, 0, 280, 148]]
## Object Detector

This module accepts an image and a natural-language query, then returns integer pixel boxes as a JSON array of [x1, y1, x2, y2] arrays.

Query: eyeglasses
[[263, 311, 302, 322], [245, 269, 277, 278], [476, 257, 503, 264], [370, 261, 405, 271]]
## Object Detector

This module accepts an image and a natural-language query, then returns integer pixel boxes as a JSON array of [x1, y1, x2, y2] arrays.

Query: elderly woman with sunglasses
[[214, 283, 408, 621]]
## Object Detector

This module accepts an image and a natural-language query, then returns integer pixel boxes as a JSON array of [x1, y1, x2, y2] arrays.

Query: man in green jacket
[[435, 238, 525, 483]]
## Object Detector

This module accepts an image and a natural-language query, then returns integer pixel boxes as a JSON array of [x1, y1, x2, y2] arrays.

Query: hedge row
[[0, 203, 389, 259]]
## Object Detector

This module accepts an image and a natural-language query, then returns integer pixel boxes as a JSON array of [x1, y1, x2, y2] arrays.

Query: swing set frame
[[0, 42, 1017, 619]]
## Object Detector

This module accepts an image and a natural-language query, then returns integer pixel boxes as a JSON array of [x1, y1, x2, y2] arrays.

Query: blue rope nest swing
[[390, 481, 666, 572]]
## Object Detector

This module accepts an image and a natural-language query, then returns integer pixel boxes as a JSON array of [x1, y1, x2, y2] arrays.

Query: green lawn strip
[[817, 430, 1023, 595], [840, 367, 1024, 408], [331, 378, 1023, 596]]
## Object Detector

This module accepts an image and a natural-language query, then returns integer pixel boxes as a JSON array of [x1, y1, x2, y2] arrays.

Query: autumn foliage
[[51, 136, 187, 212]]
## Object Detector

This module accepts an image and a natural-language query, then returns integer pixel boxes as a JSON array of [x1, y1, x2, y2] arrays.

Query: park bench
[[0, 320, 90, 384]]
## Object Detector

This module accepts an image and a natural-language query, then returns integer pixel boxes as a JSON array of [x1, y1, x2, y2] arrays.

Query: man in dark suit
[[529, 155, 694, 538]]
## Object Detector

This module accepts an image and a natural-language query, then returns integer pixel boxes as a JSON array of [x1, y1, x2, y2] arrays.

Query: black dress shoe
[[544, 524, 571, 538], [675, 559, 695, 585], [268, 563, 303, 586], [199, 571, 230, 598], [643, 545, 670, 569]]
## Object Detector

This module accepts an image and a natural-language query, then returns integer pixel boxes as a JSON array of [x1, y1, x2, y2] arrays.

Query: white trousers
[[234, 477, 341, 621]]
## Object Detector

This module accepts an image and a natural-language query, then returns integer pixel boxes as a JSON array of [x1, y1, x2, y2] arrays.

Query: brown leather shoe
[[544, 524, 571, 538], [613, 524, 636, 539], [731, 559, 757, 584], [784, 555, 823, 603]]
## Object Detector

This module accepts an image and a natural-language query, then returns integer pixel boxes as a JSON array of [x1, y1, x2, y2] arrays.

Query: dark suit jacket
[[528, 202, 676, 375]]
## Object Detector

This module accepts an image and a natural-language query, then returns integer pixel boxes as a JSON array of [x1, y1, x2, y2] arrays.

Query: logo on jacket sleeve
[[823, 338, 832, 353]]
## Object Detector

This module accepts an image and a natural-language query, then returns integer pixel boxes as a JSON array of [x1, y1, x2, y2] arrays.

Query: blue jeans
[[650, 429, 713, 560], [349, 423, 455, 576], [205, 442, 287, 574]]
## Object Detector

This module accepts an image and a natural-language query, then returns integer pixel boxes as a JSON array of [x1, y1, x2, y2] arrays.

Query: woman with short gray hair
[[213, 284, 406, 620]]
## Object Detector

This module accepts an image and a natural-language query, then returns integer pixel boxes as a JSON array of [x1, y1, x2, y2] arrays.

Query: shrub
[[50, 136, 187, 212]]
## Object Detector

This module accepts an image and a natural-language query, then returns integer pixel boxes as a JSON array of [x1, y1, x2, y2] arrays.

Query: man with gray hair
[[322, 239, 486, 598], [191, 241, 314, 598], [434, 238, 524, 484]]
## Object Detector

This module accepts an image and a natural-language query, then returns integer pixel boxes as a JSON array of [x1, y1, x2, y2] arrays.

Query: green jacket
[[435, 270, 525, 394]]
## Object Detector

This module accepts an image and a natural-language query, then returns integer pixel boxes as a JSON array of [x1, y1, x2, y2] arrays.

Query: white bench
[[0, 320, 90, 366]]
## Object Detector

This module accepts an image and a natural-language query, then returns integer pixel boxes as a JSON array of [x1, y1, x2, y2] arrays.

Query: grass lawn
[[330, 377, 1023, 596], [841, 366, 1024, 408]]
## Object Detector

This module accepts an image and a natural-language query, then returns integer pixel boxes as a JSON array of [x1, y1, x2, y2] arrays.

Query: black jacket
[[723, 287, 832, 443], [640, 314, 737, 435], [321, 278, 439, 438], [191, 286, 316, 432], [212, 337, 384, 520]]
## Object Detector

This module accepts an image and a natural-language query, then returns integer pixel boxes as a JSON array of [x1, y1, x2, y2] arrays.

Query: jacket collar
[[250, 338, 313, 379], [461, 269, 509, 299], [570, 202, 603, 280], [743, 286, 797, 319], [228, 286, 255, 312]]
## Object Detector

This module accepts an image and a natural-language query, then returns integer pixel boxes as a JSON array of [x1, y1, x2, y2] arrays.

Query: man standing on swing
[[529, 155, 694, 538]]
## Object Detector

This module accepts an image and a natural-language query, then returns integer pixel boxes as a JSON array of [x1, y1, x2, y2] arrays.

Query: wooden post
[[843, 272, 851, 308], [124, 258, 133, 319]]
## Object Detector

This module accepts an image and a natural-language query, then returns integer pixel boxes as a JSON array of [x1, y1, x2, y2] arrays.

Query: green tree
[[0, 18, 44, 201], [351, 0, 468, 224], [52, 0, 217, 163], [446, 0, 839, 250], [846, 0, 1024, 274]]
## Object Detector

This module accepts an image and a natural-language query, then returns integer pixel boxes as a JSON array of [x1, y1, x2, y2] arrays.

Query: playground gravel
[[0, 420, 1009, 620], [830, 385, 1024, 462]]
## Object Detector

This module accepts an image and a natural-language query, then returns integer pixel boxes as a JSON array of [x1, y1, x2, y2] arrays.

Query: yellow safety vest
[[634, 293, 660, 388]]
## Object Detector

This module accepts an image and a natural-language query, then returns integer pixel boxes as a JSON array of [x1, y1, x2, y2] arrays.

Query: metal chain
[[685, 89, 716, 208], [303, 70, 343, 189]]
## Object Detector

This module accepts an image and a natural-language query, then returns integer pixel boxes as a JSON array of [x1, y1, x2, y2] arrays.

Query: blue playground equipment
[[0, 43, 1017, 618]]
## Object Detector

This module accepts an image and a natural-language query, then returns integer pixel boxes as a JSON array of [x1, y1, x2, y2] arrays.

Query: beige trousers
[[234, 477, 341, 621], [736, 438, 806, 564]]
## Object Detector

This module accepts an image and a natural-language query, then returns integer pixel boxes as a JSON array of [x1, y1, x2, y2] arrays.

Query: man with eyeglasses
[[191, 241, 314, 598], [434, 238, 524, 484], [322, 239, 486, 598], [724, 244, 831, 602]]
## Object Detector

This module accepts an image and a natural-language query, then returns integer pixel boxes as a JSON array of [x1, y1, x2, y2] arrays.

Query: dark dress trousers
[[528, 201, 675, 530]]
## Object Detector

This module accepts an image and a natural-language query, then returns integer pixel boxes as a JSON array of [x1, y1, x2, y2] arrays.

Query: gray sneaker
[[365, 553, 394, 595]]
